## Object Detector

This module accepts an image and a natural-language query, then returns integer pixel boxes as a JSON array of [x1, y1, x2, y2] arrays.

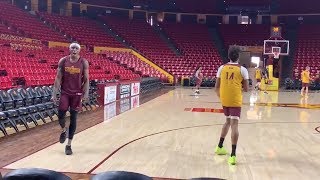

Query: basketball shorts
[[222, 106, 241, 120], [59, 93, 82, 111], [302, 83, 309, 88], [256, 79, 261, 83]]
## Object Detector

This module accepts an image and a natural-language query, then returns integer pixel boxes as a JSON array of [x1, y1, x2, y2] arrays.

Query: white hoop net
[[272, 47, 281, 59]]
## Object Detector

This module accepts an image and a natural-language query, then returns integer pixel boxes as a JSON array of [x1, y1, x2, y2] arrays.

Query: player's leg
[[305, 84, 309, 96], [254, 79, 258, 89], [58, 93, 69, 143], [264, 79, 268, 94], [255, 79, 261, 90], [228, 107, 241, 165], [301, 84, 305, 96], [229, 117, 239, 165], [293, 79, 299, 91], [215, 107, 230, 155], [65, 94, 82, 155], [195, 79, 200, 94]]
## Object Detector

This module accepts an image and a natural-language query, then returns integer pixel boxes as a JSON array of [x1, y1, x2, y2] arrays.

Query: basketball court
[[1, 88, 320, 179]]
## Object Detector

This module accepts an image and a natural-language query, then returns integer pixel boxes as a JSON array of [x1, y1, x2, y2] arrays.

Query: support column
[[47, 0, 52, 14], [271, 15, 278, 25], [129, 10, 133, 20], [31, 0, 38, 11], [176, 13, 181, 23], [223, 15, 229, 24], [65, 1, 72, 16], [257, 15, 262, 24], [237, 15, 242, 24]]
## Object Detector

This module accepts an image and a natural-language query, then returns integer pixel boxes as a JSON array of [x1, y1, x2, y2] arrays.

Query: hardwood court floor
[[1, 88, 320, 180]]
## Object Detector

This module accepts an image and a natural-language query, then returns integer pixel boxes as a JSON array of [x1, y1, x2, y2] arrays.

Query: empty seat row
[[0, 84, 99, 136]]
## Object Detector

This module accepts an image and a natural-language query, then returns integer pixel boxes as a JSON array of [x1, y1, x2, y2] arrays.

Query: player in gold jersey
[[301, 66, 311, 97], [214, 46, 249, 165]]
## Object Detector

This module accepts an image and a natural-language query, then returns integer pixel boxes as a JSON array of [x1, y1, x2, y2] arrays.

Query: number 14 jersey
[[217, 63, 249, 107]]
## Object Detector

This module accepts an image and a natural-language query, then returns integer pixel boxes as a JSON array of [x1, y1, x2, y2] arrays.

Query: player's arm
[[82, 59, 90, 100], [309, 73, 313, 81], [52, 58, 64, 101], [215, 78, 220, 97], [214, 66, 223, 97], [241, 67, 249, 92]]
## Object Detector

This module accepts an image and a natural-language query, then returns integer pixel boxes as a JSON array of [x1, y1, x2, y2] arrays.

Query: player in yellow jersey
[[301, 66, 311, 97], [254, 68, 262, 90], [214, 46, 249, 165]]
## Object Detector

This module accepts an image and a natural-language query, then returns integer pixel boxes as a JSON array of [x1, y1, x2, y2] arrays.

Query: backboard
[[264, 39, 289, 56]]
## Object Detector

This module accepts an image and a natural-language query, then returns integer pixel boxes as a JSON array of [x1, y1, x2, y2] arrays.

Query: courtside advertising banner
[[131, 82, 140, 96], [104, 101, 117, 121], [104, 85, 117, 105], [120, 84, 131, 99], [131, 95, 140, 109], [120, 98, 131, 113]]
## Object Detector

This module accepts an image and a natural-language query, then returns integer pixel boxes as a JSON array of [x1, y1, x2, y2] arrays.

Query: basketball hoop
[[273, 51, 280, 59], [272, 47, 281, 59]]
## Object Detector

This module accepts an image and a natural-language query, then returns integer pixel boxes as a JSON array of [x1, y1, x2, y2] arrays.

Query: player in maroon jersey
[[52, 42, 89, 155], [194, 66, 203, 94]]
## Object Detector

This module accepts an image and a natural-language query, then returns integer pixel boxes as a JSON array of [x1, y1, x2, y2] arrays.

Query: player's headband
[[69, 43, 81, 49]]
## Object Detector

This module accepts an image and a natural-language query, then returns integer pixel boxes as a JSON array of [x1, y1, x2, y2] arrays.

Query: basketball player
[[214, 46, 249, 165], [194, 66, 203, 94], [254, 67, 262, 90], [301, 66, 311, 97], [52, 42, 89, 155], [262, 67, 269, 94]]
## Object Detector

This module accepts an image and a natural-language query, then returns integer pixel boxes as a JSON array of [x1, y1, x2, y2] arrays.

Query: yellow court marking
[[245, 102, 320, 109]]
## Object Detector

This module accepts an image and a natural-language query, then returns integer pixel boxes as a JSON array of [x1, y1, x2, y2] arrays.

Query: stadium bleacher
[[293, 25, 320, 78], [0, 1, 68, 42]]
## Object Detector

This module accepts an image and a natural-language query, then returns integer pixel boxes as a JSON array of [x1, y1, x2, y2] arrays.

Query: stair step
[[153, 24, 182, 56], [209, 28, 227, 63], [280, 27, 298, 84]]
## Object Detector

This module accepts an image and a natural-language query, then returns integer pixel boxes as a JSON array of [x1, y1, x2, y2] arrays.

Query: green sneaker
[[215, 146, 228, 155], [228, 156, 236, 165]]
